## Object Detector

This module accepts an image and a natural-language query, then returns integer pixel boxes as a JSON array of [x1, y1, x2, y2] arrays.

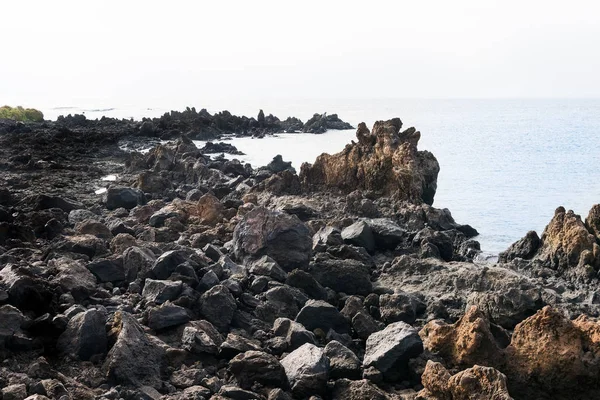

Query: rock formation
[[300, 118, 440, 205]]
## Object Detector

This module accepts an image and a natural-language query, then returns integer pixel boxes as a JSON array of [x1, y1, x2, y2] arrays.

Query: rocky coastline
[[1, 111, 599, 400]]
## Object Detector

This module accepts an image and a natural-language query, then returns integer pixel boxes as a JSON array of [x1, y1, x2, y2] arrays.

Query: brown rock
[[299, 119, 439, 205], [420, 306, 502, 367], [417, 361, 513, 400], [586, 204, 600, 239]]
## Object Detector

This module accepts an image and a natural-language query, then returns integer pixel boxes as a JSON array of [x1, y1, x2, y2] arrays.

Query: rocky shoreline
[[1, 112, 599, 400]]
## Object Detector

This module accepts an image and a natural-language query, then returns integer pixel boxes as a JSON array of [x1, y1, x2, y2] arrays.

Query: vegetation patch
[[0, 105, 44, 122]]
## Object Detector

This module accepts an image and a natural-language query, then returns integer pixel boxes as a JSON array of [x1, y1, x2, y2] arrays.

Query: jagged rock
[[380, 291, 424, 324], [504, 306, 600, 396], [300, 119, 439, 205], [285, 269, 328, 300], [86, 259, 125, 282], [265, 155, 295, 174], [341, 221, 375, 253], [420, 306, 502, 368], [296, 300, 351, 334], [363, 321, 423, 376], [181, 320, 224, 355], [30, 194, 83, 212], [196, 193, 225, 225], [151, 250, 188, 280], [142, 279, 182, 304], [332, 379, 390, 400], [200, 285, 236, 331], [147, 303, 190, 331], [233, 207, 312, 271], [75, 219, 113, 240], [365, 218, 406, 250], [255, 286, 301, 324], [281, 343, 329, 397], [324, 340, 361, 379], [104, 312, 165, 388], [220, 333, 262, 358], [0, 265, 54, 315], [417, 361, 513, 400], [273, 318, 316, 351], [229, 350, 288, 390], [310, 259, 372, 296], [498, 230, 540, 262], [312, 226, 343, 251], [0, 305, 25, 345], [585, 204, 600, 238], [123, 246, 156, 281], [250, 256, 288, 282], [57, 309, 107, 360], [105, 187, 146, 210], [51, 257, 97, 300]]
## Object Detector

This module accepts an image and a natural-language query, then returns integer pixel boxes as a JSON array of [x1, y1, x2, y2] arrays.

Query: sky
[[2, 0, 599, 109]]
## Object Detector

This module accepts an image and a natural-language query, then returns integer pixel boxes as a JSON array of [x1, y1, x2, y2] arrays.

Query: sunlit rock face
[[299, 118, 440, 205]]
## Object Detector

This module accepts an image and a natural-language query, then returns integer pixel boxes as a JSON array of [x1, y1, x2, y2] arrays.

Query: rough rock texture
[[233, 207, 312, 271], [300, 119, 440, 205], [103, 312, 165, 388], [363, 321, 423, 376], [229, 350, 287, 389], [280, 343, 329, 397], [420, 306, 503, 368], [417, 361, 513, 400]]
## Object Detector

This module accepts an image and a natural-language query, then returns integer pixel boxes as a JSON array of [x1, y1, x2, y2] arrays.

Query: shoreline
[[1, 113, 600, 399]]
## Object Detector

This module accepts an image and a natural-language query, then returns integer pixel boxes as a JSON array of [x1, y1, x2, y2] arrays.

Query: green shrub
[[0, 105, 44, 122]]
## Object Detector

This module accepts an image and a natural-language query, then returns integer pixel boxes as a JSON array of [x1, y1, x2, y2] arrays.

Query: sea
[[41, 99, 600, 255]]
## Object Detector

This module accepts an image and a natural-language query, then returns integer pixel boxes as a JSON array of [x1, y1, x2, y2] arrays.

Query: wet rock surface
[[0, 114, 597, 399]]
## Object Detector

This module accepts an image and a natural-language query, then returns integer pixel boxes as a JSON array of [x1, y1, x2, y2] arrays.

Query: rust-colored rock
[[419, 306, 502, 368], [504, 306, 600, 394], [417, 361, 513, 400], [536, 207, 600, 274], [299, 118, 439, 205]]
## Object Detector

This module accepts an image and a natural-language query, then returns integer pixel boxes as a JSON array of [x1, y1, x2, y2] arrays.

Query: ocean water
[[42, 99, 600, 254]]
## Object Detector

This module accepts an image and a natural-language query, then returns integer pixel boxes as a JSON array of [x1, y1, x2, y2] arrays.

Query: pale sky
[[2, 0, 599, 109]]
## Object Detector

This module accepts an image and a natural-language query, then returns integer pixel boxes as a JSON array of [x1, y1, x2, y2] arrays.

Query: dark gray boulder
[[104, 312, 165, 388], [229, 350, 288, 390], [142, 279, 182, 304], [105, 187, 146, 210], [200, 285, 236, 331], [233, 207, 312, 271], [363, 321, 423, 375], [310, 259, 372, 296], [57, 309, 107, 361], [181, 320, 224, 355], [147, 303, 190, 331], [273, 318, 316, 351], [281, 343, 330, 397], [285, 269, 328, 300], [341, 221, 375, 253], [324, 340, 361, 379], [86, 259, 125, 283], [295, 300, 351, 334]]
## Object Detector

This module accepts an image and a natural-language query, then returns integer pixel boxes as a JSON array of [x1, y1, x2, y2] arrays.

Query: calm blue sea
[[42, 99, 600, 254]]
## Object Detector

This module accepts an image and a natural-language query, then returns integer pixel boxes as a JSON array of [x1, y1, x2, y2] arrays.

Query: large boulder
[[104, 312, 165, 388], [295, 300, 351, 334], [281, 343, 330, 397], [309, 259, 372, 296], [229, 350, 288, 390], [300, 119, 439, 205], [363, 321, 423, 377], [57, 309, 107, 361], [200, 285, 237, 331], [105, 187, 146, 210], [233, 207, 312, 271]]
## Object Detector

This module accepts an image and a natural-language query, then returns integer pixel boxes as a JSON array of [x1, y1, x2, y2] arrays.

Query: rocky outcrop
[[421, 305, 600, 399], [501, 206, 600, 282], [300, 118, 440, 205]]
